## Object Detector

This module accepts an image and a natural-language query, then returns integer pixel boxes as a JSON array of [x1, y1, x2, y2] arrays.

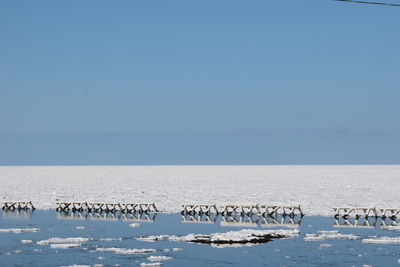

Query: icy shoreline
[[1, 165, 399, 216]]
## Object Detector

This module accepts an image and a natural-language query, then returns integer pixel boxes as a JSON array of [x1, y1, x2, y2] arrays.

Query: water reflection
[[181, 213, 219, 224], [181, 213, 302, 228], [2, 209, 34, 219], [333, 216, 399, 228], [56, 210, 157, 222]]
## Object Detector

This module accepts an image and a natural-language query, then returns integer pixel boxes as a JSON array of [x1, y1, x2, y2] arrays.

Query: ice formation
[[99, 237, 123, 242], [140, 263, 162, 267], [147, 256, 172, 261], [1, 165, 399, 216], [362, 236, 400, 244], [137, 229, 298, 247], [37, 237, 90, 245], [95, 247, 156, 254], [50, 243, 82, 249], [304, 230, 359, 241], [0, 228, 39, 233]]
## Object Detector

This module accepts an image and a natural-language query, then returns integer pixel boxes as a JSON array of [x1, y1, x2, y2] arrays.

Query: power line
[[335, 0, 400, 6]]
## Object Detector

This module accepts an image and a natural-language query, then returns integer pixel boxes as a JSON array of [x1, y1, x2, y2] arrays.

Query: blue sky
[[0, 0, 399, 165]]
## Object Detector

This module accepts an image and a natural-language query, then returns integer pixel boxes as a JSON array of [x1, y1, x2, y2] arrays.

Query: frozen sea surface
[[1, 210, 400, 267], [1, 165, 400, 215]]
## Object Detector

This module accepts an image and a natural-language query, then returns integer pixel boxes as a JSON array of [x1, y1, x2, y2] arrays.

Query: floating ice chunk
[[129, 223, 140, 228], [172, 248, 182, 251], [0, 228, 39, 233], [383, 226, 400, 231], [362, 236, 400, 244], [99, 237, 122, 242], [76, 226, 85, 230], [59, 265, 91, 267], [169, 229, 299, 245], [95, 247, 156, 254], [319, 244, 332, 248], [140, 263, 161, 267], [136, 235, 170, 242], [210, 243, 256, 248], [50, 243, 81, 249], [37, 237, 90, 245], [304, 231, 359, 241], [318, 231, 339, 234], [136, 229, 298, 247], [147, 256, 172, 261], [21, 240, 33, 244]]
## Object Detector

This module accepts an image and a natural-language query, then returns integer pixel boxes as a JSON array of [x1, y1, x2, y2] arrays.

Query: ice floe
[[147, 256, 172, 261], [319, 243, 332, 248], [21, 239, 33, 243], [362, 236, 400, 244], [37, 237, 90, 246], [304, 230, 359, 241], [140, 263, 162, 267], [95, 247, 156, 254], [137, 229, 298, 247], [383, 226, 400, 231], [129, 223, 140, 228], [76, 226, 85, 230], [6, 250, 22, 255], [136, 235, 170, 242], [51, 243, 82, 249], [60, 265, 103, 267], [99, 237, 122, 242], [0, 228, 39, 233]]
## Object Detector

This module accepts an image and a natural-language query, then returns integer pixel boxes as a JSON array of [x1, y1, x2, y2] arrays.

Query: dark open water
[[1, 210, 399, 267]]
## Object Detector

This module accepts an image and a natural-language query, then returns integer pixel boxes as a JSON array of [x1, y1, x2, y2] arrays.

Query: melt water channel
[[1, 210, 399, 266]]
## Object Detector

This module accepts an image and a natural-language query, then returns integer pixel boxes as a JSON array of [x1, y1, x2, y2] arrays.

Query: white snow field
[[1, 165, 399, 216]]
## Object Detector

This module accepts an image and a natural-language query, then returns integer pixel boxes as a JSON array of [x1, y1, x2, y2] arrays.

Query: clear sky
[[0, 0, 399, 165]]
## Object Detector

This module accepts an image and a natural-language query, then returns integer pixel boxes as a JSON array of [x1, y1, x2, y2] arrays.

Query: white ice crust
[[99, 237, 123, 242], [50, 243, 82, 249], [95, 247, 156, 254], [147, 256, 172, 261], [0, 228, 39, 233], [170, 229, 298, 243], [140, 263, 162, 267], [304, 230, 359, 241], [37, 237, 90, 245], [1, 165, 399, 216], [362, 236, 400, 244], [137, 229, 298, 245]]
